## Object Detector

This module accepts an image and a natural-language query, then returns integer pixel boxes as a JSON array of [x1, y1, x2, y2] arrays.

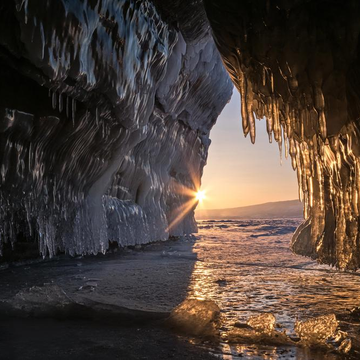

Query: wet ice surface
[[190, 218, 360, 359], [0, 243, 197, 314], [1, 218, 360, 359]]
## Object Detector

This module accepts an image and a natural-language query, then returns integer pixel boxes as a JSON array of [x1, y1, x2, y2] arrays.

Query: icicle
[[308, 176, 314, 208], [52, 91, 57, 110], [16, 0, 29, 24], [66, 96, 70, 118], [96, 107, 99, 126], [249, 112, 256, 144], [239, 74, 250, 137], [1, 164, 6, 183], [296, 141, 303, 202], [72, 98, 76, 126], [40, 22, 45, 60], [278, 139, 283, 165], [289, 76, 299, 92], [272, 97, 280, 142], [59, 93, 63, 113], [265, 98, 273, 141], [262, 66, 266, 87], [245, 79, 256, 143], [319, 110, 327, 140], [283, 126, 289, 159], [314, 86, 325, 109]]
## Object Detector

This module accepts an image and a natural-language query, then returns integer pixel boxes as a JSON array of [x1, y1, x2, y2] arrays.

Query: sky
[[196, 91, 298, 210]]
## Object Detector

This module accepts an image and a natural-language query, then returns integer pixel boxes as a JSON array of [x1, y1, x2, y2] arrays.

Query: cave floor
[[1, 218, 360, 359]]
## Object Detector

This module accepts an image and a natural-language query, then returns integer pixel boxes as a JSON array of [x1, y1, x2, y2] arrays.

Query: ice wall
[[204, 0, 360, 269], [0, 0, 232, 258]]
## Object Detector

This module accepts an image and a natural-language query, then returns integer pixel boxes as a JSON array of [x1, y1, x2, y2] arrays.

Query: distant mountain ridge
[[196, 200, 303, 220]]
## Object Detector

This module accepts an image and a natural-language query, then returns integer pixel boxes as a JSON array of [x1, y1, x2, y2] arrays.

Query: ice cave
[[1, 1, 360, 359], [1, 0, 359, 269]]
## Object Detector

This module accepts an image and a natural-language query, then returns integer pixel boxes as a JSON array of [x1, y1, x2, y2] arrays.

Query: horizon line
[[196, 198, 301, 212]]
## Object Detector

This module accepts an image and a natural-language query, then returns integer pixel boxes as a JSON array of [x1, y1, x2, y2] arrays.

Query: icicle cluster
[[204, 0, 360, 269], [0, 0, 232, 258], [236, 64, 360, 269]]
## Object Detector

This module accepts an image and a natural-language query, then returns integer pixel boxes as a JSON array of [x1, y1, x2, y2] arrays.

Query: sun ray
[[195, 190, 206, 203]]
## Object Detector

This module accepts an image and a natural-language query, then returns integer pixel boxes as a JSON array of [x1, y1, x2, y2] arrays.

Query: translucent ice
[[204, 0, 360, 269]]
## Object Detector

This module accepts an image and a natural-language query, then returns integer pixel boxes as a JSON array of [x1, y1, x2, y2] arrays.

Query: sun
[[195, 190, 206, 203]]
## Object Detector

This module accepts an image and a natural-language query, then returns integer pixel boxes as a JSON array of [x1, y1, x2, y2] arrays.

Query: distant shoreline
[[195, 199, 303, 220]]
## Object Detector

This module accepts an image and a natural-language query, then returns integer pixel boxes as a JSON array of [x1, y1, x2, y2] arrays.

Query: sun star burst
[[195, 190, 206, 203]]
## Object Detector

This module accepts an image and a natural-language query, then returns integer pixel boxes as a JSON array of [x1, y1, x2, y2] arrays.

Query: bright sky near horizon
[[196, 92, 298, 210]]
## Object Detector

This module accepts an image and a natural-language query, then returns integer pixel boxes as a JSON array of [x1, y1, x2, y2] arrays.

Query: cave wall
[[0, 0, 232, 258], [204, 0, 360, 269]]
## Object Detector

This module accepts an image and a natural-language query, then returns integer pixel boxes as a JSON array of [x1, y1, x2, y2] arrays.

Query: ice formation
[[228, 313, 351, 353], [167, 299, 221, 338], [204, 0, 360, 269], [0, 0, 232, 258], [3, 0, 359, 270]]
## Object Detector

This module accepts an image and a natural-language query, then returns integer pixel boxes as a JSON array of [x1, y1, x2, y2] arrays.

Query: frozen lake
[[0, 218, 359, 359], [190, 219, 360, 359]]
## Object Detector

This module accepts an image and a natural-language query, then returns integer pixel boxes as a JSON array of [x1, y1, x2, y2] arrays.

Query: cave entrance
[[190, 93, 360, 357], [196, 94, 299, 218]]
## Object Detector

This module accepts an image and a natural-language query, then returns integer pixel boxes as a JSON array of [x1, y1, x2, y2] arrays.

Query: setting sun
[[195, 190, 206, 203]]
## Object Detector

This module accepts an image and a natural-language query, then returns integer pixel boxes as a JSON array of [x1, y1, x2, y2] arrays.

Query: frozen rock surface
[[0, 0, 232, 257], [204, 0, 360, 269]]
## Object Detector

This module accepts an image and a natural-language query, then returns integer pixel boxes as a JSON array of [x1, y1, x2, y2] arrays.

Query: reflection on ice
[[188, 218, 360, 359], [0, 218, 359, 359]]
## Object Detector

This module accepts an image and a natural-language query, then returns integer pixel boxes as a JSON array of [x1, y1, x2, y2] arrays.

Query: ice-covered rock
[[0, 0, 232, 258]]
